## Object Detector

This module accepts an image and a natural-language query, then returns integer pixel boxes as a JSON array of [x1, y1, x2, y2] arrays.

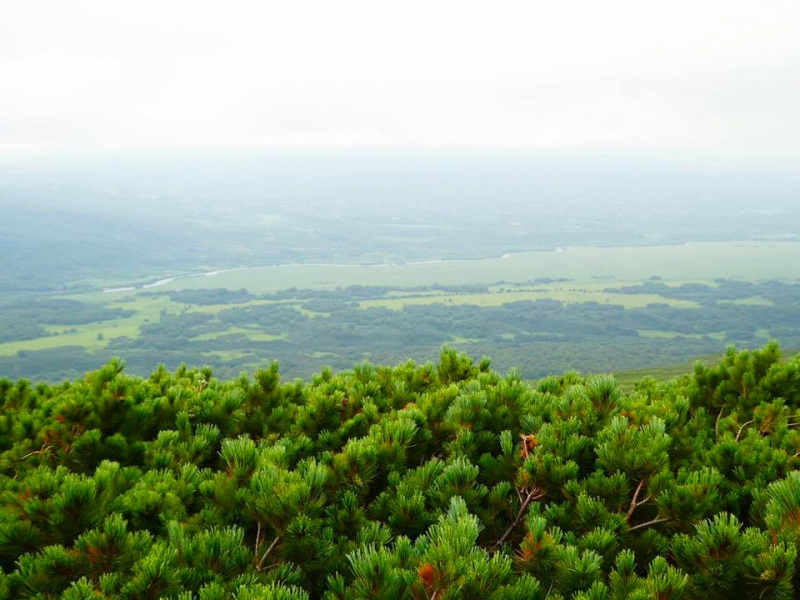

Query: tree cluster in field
[[0, 300, 134, 344], [0, 342, 799, 599]]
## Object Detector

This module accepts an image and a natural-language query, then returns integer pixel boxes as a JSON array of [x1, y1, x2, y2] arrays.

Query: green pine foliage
[[0, 341, 798, 598]]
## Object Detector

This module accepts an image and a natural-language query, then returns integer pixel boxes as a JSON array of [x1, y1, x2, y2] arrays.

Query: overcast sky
[[1, 0, 799, 157]]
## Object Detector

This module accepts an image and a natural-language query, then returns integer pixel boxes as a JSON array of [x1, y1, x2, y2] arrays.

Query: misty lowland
[[3, 152, 800, 384], [4, 0, 800, 598]]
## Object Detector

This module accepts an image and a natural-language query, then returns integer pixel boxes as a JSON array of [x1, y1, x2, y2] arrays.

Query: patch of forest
[[0, 343, 798, 598], [2, 279, 800, 383], [0, 300, 134, 344]]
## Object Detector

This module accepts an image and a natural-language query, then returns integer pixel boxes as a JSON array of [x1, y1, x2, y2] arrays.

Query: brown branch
[[491, 487, 544, 550], [254, 521, 262, 559], [629, 517, 669, 532], [736, 419, 755, 441], [19, 444, 49, 461], [715, 407, 725, 442], [256, 535, 281, 571], [626, 480, 651, 521], [626, 480, 644, 519]]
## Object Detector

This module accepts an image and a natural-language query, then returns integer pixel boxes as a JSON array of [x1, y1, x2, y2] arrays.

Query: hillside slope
[[0, 342, 799, 598]]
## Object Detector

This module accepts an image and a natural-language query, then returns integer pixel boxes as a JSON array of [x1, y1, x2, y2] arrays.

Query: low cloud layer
[[1, 0, 798, 157]]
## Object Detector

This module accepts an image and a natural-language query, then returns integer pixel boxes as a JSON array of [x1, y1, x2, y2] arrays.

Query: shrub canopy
[[0, 342, 798, 599]]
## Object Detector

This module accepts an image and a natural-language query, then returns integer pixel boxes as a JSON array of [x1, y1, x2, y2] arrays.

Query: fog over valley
[[2, 149, 799, 294]]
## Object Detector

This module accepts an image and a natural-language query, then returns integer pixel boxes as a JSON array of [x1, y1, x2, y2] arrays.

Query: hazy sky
[[1, 0, 799, 156]]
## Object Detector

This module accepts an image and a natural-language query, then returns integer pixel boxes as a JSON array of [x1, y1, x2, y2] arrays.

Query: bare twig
[[629, 517, 669, 532], [736, 419, 755, 441], [254, 521, 262, 559], [256, 535, 281, 571], [626, 480, 651, 521], [715, 407, 725, 442], [19, 444, 49, 461], [492, 487, 544, 550]]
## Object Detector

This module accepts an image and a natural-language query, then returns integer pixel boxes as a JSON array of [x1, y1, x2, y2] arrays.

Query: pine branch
[[626, 480, 651, 521], [491, 487, 544, 550], [736, 419, 755, 441], [629, 517, 669, 532], [714, 406, 725, 442], [19, 443, 50, 461], [256, 534, 281, 571], [254, 521, 262, 559]]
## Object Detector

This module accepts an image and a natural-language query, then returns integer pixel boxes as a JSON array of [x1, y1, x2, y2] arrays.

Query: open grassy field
[[91, 241, 800, 296], [0, 295, 174, 356]]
